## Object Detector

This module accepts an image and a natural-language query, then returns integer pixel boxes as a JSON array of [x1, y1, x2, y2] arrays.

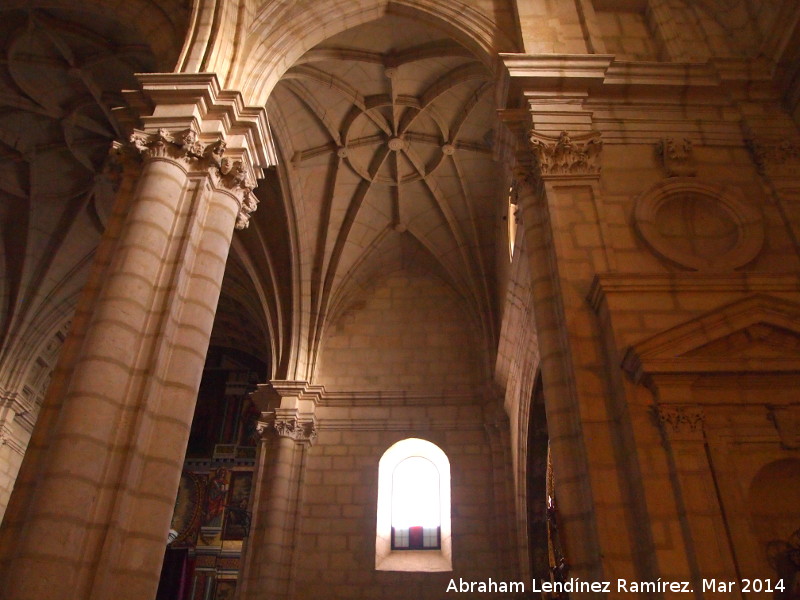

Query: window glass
[[391, 457, 440, 549]]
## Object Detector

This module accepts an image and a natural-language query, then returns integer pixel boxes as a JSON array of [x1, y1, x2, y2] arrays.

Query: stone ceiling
[[267, 15, 504, 368], [0, 8, 155, 393]]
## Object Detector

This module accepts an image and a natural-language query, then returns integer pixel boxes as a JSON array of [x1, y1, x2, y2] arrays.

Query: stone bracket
[[657, 137, 697, 177]]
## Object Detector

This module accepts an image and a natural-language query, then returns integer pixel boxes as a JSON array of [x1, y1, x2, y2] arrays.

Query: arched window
[[376, 438, 452, 571]]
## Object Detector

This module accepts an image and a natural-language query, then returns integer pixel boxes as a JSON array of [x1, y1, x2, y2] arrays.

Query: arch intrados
[[234, 0, 513, 107]]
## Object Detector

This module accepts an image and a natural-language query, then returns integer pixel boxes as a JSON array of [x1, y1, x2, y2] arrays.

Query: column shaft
[[0, 135, 241, 600], [239, 383, 317, 600]]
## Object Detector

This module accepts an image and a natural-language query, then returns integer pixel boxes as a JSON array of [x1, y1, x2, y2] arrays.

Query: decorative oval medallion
[[634, 179, 764, 271]]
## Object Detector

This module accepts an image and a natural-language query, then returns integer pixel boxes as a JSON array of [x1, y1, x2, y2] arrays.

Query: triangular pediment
[[622, 295, 800, 381]]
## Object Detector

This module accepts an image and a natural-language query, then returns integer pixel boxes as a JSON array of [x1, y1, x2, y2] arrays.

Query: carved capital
[[529, 130, 602, 179], [655, 405, 705, 439], [746, 138, 800, 178], [657, 137, 696, 177], [216, 157, 258, 230], [130, 127, 218, 166], [101, 141, 139, 189], [257, 413, 317, 445], [511, 159, 539, 194], [274, 417, 317, 443], [255, 419, 271, 437], [129, 129, 260, 228]]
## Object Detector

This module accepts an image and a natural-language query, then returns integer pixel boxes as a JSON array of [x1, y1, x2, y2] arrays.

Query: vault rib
[[407, 145, 485, 326], [450, 80, 493, 143], [284, 65, 368, 110], [398, 62, 488, 136], [283, 80, 342, 146], [310, 153, 343, 339], [450, 153, 495, 346], [309, 144, 392, 368]]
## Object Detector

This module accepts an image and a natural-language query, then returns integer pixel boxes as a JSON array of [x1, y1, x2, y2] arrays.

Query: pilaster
[[653, 395, 740, 597], [746, 134, 800, 263]]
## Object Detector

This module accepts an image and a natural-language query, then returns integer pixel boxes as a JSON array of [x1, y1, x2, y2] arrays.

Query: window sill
[[375, 549, 452, 572]]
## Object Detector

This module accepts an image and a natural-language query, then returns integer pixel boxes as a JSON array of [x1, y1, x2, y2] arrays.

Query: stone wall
[[316, 271, 486, 393], [293, 425, 505, 599]]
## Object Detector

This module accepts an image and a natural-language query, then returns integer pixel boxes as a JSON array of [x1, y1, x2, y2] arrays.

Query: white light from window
[[376, 438, 452, 571], [391, 457, 440, 528]]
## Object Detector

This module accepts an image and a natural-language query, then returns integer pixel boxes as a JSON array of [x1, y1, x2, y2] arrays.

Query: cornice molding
[[125, 72, 277, 182], [588, 272, 800, 311], [502, 56, 780, 147], [0, 420, 26, 456], [620, 294, 800, 383], [0, 389, 23, 413], [501, 55, 772, 90], [500, 54, 613, 83]]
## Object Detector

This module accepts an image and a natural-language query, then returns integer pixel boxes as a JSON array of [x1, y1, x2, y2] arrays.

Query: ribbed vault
[[267, 15, 504, 380], [0, 7, 157, 402]]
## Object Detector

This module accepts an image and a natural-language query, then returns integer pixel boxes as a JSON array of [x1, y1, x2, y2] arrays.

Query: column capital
[[129, 127, 223, 165], [256, 411, 318, 445], [252, 381, 320, 445], [655, 404, 705, 441], [127, 127, 259, 229], [125, 73, 278, 229], [529, 130, 602, 180]]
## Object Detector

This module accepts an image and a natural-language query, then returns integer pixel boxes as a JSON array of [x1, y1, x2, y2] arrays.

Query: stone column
[[239, 381, 318, 600], [513, 127, 628, 587], [0, 74, 272, 600]]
